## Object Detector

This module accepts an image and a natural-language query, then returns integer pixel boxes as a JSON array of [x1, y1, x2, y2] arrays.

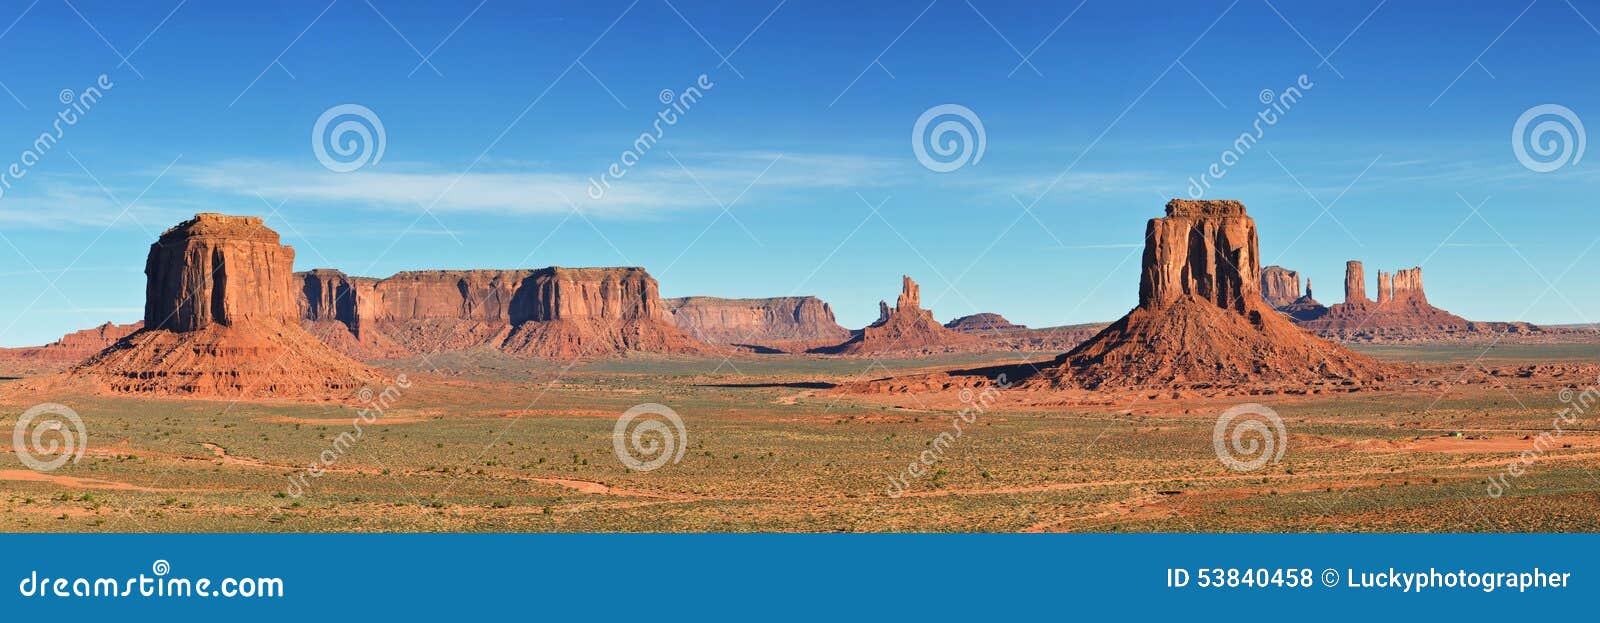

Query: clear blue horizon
[[2, 0, 1597, 346]]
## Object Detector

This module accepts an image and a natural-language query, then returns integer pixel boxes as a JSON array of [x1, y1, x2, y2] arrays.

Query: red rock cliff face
[[144, 214, 299, 331], [1023, 199, 1385, 389], [293, 267, 709, 358], [1344, 260, 1368, 306], [1140, 200, 1259, 314], [1261, 265, 1301, 308], [663, 296, 849, 345]]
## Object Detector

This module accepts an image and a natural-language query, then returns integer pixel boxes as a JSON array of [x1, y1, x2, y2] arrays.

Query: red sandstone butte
[[70, 214, 379, 399], [1022, 200, 1385, 389], [816, 276, 978, 355]]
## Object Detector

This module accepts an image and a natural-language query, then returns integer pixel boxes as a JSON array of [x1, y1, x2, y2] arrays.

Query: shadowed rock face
[[292, 267, 709, 358], [1140, 199, 1259, 314], [1022, 199, 1385, 389], [1261, 265, 1301, 308], [663, 296, 849, 344]]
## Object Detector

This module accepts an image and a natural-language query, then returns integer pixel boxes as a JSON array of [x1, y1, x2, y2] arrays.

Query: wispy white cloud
[[177, 151, 904, 219]]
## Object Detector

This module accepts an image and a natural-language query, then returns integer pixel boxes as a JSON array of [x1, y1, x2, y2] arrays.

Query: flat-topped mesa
[[945, 313, 1027, 333], [663, 296, 849, 345], [520, 267, 664, 322], [1261, 265, 1301, 308], [290, 266, 710, 358], [1140, 199, 1260, 313], [145, 213, 299, 332], [1344, 260, 1368, 306]]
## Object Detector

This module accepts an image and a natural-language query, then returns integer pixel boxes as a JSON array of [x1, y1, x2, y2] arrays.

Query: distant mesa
[[70, 214, 380, 399], [945, 313, 1026, 334], [664, 296, 850, 349], [0, 321, 142, 364], [1260, 265, 1301, 309], [814, 275, 979, 355], [1017, 199, 1387, 389], [1277, 277, 1329, 322], [296, 266, 712, 360]]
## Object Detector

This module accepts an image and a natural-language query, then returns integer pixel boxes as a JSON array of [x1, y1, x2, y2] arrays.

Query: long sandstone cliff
[[295, 266, 709, 359], [663, 296, 850, 346]]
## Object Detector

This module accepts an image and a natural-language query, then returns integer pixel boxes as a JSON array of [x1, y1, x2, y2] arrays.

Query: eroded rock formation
[[816, 276, 978, 355], [1261, 265, 1301, 308], [664, 296, 849, 347], [1020, 200, 1386, 389], [1294, 262, 1510, 342], [72, 214, 378, 399]]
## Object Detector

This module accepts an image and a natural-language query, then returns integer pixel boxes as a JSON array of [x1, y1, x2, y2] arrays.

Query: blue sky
[[1, 0, 1597, 346]]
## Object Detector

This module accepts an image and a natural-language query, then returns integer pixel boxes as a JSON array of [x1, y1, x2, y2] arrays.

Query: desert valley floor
[[3, 340, 1598, 533]]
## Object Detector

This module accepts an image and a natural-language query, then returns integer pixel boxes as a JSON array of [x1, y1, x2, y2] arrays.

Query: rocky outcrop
[[293, 267, 709, 359], [0, 321, 142, 366], [72, 214, 378, 399], [1344, 260, 1367, 305], [1261, 265, 1301, 308], [1295, 262, 1506, 342], [664, 296, 849, 347], [815, 276, 978, 355], [1019, 200, 1386, 389], [945, 313, 1026, 333], [1278, 278, 1328, 322]]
